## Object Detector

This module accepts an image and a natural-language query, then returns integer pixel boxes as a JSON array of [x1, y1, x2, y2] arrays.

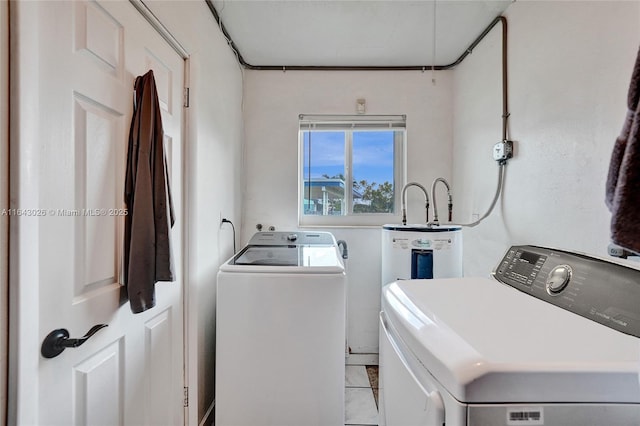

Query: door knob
[[41, 324, 108, 359]]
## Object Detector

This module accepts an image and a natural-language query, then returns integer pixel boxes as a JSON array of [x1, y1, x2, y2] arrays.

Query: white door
[[10, 1, 185, 424]]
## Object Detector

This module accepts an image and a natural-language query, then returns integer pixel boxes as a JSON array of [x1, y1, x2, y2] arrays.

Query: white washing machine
[[216, 231, 346, 426], [379, 245, 640, 426], [381, 224, 463, 286]]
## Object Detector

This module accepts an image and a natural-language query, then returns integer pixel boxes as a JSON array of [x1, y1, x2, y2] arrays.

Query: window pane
[[352, 131, 396, 214], [302, 131, 346, 216]]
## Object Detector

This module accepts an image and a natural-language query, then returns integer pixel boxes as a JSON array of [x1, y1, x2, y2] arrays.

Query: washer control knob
[[546, 264, 572, 295], [286, 233, 298, 242]]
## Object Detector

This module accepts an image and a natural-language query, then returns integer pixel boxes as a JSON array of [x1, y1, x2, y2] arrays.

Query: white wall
[[144, 2, 244, 424], [243, 1, 640, 355], [453, 1, 640, 276], [243, 71, 453, 352]]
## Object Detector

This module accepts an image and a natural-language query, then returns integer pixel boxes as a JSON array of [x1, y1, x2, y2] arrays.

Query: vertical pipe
[[501, 17, 509, 141], [307, 126, 312, 214], [453, 16, 509, 228]]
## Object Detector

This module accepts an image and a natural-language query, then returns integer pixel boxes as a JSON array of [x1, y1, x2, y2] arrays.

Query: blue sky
[[302, 130, 394, 185]]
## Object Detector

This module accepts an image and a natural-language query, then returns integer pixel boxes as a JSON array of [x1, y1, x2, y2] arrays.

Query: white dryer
[[216, 231, 346, 426], [379, 245, 640, 426]]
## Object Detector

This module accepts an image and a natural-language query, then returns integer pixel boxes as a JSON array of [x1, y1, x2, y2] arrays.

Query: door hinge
[[183, 387, 189, 407], [183, 87, 190, 108]]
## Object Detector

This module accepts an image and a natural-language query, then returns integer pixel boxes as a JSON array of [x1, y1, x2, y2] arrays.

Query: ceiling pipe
[[205, 0, 250, 66], [204, 0, 506, 72], [501, 16, 509, 141]]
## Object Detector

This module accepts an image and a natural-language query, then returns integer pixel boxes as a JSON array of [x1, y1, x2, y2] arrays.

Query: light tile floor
[[345, 365, 378, 426], [210, 365, 378, 426]]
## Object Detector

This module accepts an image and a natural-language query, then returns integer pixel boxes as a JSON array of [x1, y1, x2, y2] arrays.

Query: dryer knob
[[546, 265, 572, 295], [286, 233, 298, 242]]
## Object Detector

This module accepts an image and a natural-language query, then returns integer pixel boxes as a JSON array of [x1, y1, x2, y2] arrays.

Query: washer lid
[[382, 278, 640, 404], [219, 244, 345, 274]]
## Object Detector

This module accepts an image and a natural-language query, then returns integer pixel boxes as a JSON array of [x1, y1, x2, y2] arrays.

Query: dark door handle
[[41, 324, 108, 359]]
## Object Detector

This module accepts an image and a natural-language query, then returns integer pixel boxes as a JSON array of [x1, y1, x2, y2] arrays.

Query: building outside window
[[299, 115, 405, 226]]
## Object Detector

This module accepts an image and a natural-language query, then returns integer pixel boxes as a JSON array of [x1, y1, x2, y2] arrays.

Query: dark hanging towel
[[606, 46, 640, 254], [124, 70, 175, 314]]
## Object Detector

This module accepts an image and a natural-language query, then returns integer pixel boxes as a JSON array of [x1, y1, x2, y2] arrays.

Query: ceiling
[[209, 0, 514, 68]]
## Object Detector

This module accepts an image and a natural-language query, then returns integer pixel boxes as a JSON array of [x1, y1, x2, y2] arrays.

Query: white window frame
[[298, 115, 406, 227]]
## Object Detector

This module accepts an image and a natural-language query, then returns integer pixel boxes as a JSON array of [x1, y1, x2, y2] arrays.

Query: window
[[299, 115, 405, 226]]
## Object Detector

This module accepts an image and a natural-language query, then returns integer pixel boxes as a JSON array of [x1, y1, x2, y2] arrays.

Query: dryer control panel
[[493, 245, 640, 338]]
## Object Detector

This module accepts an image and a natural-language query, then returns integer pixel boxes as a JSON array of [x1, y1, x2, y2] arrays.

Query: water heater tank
[[381, 224, 463, 286]]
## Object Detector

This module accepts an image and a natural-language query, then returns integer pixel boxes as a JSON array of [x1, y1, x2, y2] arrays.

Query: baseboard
[[345, 352, 379, 366], [199, 399, 215, 426]]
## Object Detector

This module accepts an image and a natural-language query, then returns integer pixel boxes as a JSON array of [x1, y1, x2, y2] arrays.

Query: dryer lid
[[382, 277, 640, 404]]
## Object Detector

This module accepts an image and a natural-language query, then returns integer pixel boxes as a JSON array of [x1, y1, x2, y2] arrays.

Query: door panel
[[73, 93, 123, 298], [10, 1, 184, 424], [144, 309, 175, 425], [74, 339, 124, 426], [74, 0, 124, 79]]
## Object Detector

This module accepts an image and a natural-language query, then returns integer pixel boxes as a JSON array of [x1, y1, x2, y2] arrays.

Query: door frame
[[128, 3, 194, 424], [1, 0, 9, 424]]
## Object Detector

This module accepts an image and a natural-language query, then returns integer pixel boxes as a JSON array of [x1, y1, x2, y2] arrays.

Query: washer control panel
[[248, 231, 335, 246], [493, 245, 640, 338]]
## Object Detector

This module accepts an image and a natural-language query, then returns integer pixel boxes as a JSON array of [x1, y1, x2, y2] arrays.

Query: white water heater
[[381, 224, 463, 286]]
